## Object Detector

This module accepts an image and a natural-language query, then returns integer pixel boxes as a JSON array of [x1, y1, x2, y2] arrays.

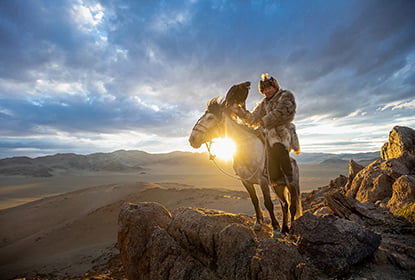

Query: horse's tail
[[286, 181, 302, 220], [290, 157, 303, 220]]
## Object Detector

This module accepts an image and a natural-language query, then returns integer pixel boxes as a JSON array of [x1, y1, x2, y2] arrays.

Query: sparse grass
[[394, 203, 415, 223]]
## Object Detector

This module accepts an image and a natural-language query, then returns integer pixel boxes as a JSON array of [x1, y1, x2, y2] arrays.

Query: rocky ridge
[[117, 126, 415, 279]]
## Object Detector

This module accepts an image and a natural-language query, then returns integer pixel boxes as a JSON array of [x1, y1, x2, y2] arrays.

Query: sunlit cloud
[[0, 0, 414, 158], [377, 98, 415, 112], [70, 0, 105, 32], [33, 79, 85, 95]]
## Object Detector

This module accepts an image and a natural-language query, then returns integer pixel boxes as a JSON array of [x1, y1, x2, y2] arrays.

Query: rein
[[204, 121, 267, 182], [204, 142, 239, 180]]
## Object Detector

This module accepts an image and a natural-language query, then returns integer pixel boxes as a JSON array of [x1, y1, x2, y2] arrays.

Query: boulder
[[215, 223, 257, 279], [117, 202, 172, 280], [346, 126, 415, 204], [346, 160, 395, 203], [292, 212, 381, 275], [324, 190, 391, 226], [166, 207, 257, 278], [387, 175, 415, 222], [344, 160, 364, 191], [381, 126, 415, 161], [329, 174, 347, 189], [380, 156, 414, 179], [251, 238, 310, 280], [145, 228, 214, 280], [302, 174, 347, 215], [118, 203, 313, 280]]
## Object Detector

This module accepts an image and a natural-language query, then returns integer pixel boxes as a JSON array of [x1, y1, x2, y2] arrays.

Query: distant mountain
[[319, 158, 349, 166], [0, 150, 213, 177], [0, 150, 380, 177], [293, 151, 379, 165]]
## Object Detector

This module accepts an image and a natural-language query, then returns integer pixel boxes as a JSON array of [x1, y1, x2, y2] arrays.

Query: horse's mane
[[233, 117, 263, 135], [225, 110, 265, 142], [206, 96, 223, 116]]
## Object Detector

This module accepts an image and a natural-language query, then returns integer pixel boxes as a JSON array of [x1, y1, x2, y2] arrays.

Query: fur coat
[[234, 89, 299, 153]]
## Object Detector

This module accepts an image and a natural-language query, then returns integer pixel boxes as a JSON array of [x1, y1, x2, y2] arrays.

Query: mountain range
[[0, 150, 379, 177]]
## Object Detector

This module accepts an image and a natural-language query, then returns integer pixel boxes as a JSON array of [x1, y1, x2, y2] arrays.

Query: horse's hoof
[[272, 229, 282, 238], [254, 222, 261, 231]]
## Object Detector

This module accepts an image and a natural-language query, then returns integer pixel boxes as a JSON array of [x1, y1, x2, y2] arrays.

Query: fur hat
[[258, 73, 280, 94]]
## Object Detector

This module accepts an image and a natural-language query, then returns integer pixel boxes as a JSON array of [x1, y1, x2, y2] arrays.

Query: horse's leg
[[242, 181, 263, 231], [259, 177, 281, 237], [272, 184, 289, 235]]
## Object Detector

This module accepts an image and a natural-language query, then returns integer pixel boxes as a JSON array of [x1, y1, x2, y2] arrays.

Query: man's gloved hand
[[227, 104, 239, 114]]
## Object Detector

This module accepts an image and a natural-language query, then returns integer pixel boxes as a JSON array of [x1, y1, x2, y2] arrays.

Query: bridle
[[192, 108, 265, 182], [191, 110, 222, 142]]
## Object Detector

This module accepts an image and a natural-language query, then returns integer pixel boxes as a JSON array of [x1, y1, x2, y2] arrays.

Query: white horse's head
[[189, 97, 224, 149]]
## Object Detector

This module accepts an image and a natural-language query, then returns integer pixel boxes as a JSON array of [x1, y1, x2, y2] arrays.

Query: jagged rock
[[118, 192, 415, 280], [347, 126, 415, 204], [301, 186, 330, 214], [117, 202, 172, 280], [387, 175, 415, 222], [324, 190, 387, 224], [313, 206, 333, 216], [292, 212, 381, 276], [346, 160, 395, 203], [146, 228, 213, 279], [380, 156, 414, 179], [118, 203, 314, 280], [345, 160, 364, 191], [216, 223, 257, 279], [381, 126, 415, 161], [166, 207, 257, 278], [302, 174, 347, 215], [329, 174, 347, 188], [378, 233, 415, 271], [305, 189, 415, 276], [251, 238, 311, 280], [325, 191, 361, 220]]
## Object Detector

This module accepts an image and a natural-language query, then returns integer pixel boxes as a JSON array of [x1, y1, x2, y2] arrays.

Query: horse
[[188, 83, 302, 237]]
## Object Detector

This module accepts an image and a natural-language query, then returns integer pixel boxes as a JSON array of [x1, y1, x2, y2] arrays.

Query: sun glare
[[210, 138, 236, 161]]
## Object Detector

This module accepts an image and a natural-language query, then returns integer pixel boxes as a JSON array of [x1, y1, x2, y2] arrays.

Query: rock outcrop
[[292, 212, 381, 275], [118, 202, 172, 280], [300, 126, 415, 278], [118, 202, 315, 280], [380, 126, 415, 160], [345, 126, 415, 220], [118, 201, 385, 279], [387, 175, 415, 221]]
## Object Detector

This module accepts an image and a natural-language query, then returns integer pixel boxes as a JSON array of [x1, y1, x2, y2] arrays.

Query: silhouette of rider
[[231, 73, 300, 186]]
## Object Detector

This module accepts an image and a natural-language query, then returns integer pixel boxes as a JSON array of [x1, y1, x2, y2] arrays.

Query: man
[[231, 73, 299, 186]]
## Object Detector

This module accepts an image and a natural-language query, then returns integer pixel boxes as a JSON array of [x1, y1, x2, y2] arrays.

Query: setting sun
[[209, 138, 236, 161]]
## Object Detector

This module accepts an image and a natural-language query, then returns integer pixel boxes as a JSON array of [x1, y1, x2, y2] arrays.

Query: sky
[[0, 0, 414, 159]]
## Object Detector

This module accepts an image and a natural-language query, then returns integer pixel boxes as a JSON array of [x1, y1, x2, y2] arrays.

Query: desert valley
[[0, 126, 414, 280], [0, 149, 376, 279]]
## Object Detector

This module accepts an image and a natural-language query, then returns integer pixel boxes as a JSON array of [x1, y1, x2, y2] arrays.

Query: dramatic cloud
[[0, 0, 414, 158]]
